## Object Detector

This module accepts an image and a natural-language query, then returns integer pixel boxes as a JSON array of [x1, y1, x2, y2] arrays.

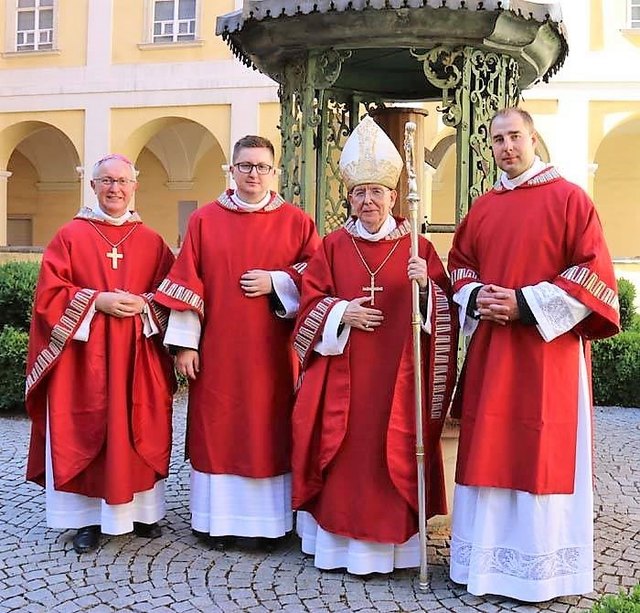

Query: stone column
[[0, 171, 12, 246], [82, 1, 113, 210]]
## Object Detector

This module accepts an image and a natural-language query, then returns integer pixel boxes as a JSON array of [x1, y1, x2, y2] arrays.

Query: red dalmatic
[[448, 169, 619, 494], [154, 191, 320, 478]]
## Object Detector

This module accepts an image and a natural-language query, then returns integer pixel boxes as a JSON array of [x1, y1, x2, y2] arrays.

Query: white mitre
[[339, 115, 403, 191]]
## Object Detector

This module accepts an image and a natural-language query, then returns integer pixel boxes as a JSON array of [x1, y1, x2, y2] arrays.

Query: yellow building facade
[[0, 0, 639, 296]]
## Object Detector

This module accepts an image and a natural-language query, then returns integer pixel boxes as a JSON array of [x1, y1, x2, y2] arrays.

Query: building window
[[631, 0, 640, 28], [153, 0, 196, 43], [16, 0, 54, 52]]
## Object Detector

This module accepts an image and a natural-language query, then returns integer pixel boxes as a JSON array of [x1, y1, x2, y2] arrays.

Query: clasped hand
[[476, 284, 519, 325], [95, 288, 145, 318], [240, 269, 273, 297], [341, 255, 428, 332]]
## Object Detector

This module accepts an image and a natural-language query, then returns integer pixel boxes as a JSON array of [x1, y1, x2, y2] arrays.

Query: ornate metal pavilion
[[216, 0, 568, 234]]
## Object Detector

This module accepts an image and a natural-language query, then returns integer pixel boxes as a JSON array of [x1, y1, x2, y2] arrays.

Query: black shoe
[[191, 529, 236, 550], [133, 522, 162, 539], [209, 535, 237, 551], [254, 532, 292, 552], [72, 525, 100, 554], [192, 528, 209, 541], [254, 537, 279, 552]]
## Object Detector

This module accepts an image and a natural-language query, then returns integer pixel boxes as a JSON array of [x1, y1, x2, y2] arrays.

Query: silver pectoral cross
[[362, 274, 383, 305], [106, 246, 123, 270]]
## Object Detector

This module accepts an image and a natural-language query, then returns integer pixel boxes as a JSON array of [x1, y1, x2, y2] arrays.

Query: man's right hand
[[176, 348, 200, 380]]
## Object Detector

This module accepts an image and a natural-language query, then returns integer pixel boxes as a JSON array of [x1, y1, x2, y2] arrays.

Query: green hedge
[[0, 261, 39, 412], [591, 584, 640, 612], [0, 260, 40, 331], [592, 331, 640, 407], [591, 277, 640, 407], [617, 277, 638, 332], [0, 325, 29, 412]]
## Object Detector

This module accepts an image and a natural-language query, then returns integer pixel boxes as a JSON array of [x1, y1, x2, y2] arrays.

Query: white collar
[[500, 156, 550, 190], [230, 190, 271, 212], [355, 215, 397, 241], [92, 206, 133, 226]]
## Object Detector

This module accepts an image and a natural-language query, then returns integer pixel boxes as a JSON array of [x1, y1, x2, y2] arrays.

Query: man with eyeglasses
[[155, 135, 320, 551], [25, 154, 176, 554], [291, 116, 458, 574]]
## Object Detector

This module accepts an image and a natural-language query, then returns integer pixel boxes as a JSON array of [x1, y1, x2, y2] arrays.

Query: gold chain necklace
[[350, 236, 401, 305], [87, 220, 139, 270]]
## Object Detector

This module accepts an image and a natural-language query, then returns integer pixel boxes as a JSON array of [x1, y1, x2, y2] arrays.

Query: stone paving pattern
[[0, 398, 638, 613]]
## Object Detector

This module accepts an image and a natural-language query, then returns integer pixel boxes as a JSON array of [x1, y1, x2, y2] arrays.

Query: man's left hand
[[407, 256, 428, 289], [240, 269, 273, 298], [476, 284, 519, 325]]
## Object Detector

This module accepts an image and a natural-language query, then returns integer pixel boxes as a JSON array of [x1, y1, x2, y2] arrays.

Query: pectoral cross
[[106, 246, 123, 270], [363, 274, 383, 305]]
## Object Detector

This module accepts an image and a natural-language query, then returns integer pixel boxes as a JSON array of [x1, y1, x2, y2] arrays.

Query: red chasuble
[[154, 191, 320, 478], [26, 211, 176, 504], [448, 169, 620, 495], [291, 218, 458, 544]]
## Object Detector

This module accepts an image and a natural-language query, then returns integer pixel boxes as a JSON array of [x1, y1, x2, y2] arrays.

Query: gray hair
[[91, 154, 138, 180]]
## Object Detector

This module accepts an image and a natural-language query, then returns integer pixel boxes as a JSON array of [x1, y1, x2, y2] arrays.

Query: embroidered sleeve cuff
[[269, 270, 300, 319], [72, 301, 97, 342], [522, 282, 591, 342], [453, 282, 483, 337], [164, 309, 201, 349], [140, 302, 160, 338], [419, 280, 433, 334], [515, 289, 537, 326], [315, 300, 351, 356]]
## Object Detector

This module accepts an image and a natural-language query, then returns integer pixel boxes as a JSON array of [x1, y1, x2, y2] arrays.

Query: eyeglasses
[[233, 162, 273, 175], [94, 177, 136, 187], [351, 186, 391, 201]]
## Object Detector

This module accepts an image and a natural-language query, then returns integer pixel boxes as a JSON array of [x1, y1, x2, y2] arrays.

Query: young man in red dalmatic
[[154, 135, 320, 550], [448, 108, 620, 602], [291, 116, 458, 575], [26, 154, 176, 554]]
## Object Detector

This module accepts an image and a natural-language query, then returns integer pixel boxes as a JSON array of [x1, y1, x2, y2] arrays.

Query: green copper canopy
[[217, 1, 567, 100]]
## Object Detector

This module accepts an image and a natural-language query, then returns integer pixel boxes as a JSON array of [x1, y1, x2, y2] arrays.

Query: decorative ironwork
[[281, 46, 520, 236], [413, 45, 520, 226], [278, 58, 306, 205], [317, 97, 351, 233], [280, 49, 364, 231]]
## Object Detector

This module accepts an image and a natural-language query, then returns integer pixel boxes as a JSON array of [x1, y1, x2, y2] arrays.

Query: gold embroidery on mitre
[[339, 116, 403, 190]]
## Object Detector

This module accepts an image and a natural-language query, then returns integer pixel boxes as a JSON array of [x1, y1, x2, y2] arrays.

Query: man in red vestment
[[26, 154, 176, 554], [448, 108, 620, 601], [291, 116, 458, 575], [154, 135, 320, 550]]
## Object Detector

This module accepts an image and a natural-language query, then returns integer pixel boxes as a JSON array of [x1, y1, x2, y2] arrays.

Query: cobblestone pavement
[[1, 400, 638, 613]]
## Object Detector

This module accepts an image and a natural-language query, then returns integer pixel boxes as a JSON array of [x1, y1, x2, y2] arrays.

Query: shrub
[[592, 331, 640, 407], [617, 277, 637, 332], [591, 584, 640, 612], [0, 260, 40, 331], [0, 325, 29, 412]]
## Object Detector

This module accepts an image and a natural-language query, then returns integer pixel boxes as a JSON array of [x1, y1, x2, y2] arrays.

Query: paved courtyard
[[0, 398, 638, 613]]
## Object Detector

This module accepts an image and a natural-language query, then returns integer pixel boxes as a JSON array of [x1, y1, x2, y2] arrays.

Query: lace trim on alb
[[451, 534, 592, 580]]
